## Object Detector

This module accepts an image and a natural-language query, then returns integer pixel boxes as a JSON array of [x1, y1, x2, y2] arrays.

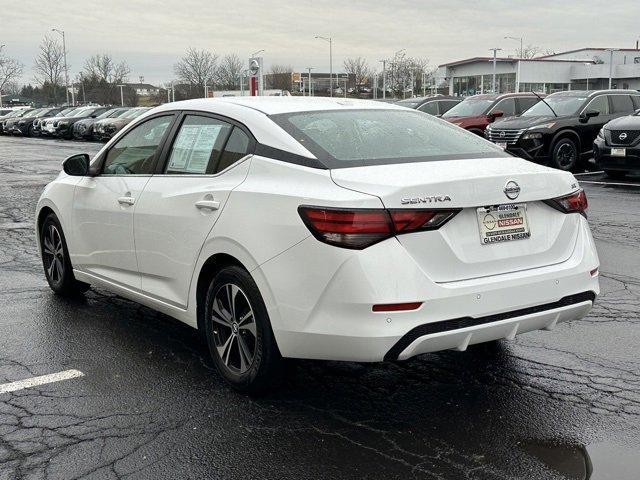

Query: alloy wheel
[[211, 283, 257, 374], [556, 143, 577, 169], [42, 224, 65, 285]]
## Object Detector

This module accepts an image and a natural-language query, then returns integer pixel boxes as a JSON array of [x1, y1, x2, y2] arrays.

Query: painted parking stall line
[[0, 369, 84, 394], [579, 180, 640, 187]]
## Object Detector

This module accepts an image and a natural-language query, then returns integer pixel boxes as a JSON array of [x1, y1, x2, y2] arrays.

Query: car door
[[71, 114, 175, 290], [133, 113, 254, 308], [579, 95, 613, 152]]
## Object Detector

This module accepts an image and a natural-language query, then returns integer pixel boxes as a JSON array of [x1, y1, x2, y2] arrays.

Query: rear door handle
[[195, 200, 221, 210], [118, 196, 135, 206]]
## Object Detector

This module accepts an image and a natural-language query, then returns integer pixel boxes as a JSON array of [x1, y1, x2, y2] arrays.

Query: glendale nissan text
[[37, 97, 599, 393]]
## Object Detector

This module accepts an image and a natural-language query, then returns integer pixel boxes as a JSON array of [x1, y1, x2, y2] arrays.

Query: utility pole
[[0, 45, 4, 107], [52, 29, 70, 105], [606, 48, 619, 89], [490, 48, 502, 93], [117, 84, 125, 106], [379, 59, 387, 99], [315, 36, 332, 96], [306, 67, 314, 96]]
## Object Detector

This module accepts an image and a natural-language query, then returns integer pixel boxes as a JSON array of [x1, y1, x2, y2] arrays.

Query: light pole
[[379, 59, 387, 99], [306, 67, 314, 96], [489, 48, 502, 93], [504, 36, 523, 57], [52, 28, 70, 105], [606, 48, 619, 89], [117, 84, 125, 106], [315, 36, 332, 97], [0, 45, 5, 107]]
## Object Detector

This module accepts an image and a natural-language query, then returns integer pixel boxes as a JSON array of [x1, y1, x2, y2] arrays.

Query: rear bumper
[[257, 216, 599, 362]]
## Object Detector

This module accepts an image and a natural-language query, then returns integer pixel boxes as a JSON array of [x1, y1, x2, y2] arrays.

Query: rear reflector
[[298, 206, 460, 249], [544, 189, 588, 217], [373, 302, 423, 312], [590, 267, 599, 277]]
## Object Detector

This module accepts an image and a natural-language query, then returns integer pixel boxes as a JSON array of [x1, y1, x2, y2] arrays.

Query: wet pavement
[[0, 135, 639, 480]]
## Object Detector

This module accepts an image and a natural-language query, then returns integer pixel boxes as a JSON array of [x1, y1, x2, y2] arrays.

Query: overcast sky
[[3, 0, 640, 86]]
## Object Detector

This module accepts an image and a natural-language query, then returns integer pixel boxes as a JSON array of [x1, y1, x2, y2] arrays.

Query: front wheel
[[40, 213, 90, 296], [550, 138, 579, 171], [204, 266, 284, 394]]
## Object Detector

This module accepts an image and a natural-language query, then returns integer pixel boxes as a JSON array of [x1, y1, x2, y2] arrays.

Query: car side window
[[215, 127, 251, 173], [440, 101, 460, 114], [491, 98, 516, 116], [610, 95, 635, 114], [417, 101, 439, 115], [585, 95, 609, 115], [103, 115, 173, 175], [516, 97, 538, 114], [165, 115, 232, 174], [632, 95, 640, 110]]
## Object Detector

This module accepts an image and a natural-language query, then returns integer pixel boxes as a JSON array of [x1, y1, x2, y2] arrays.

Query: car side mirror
[[489, 110, 504, 122], [580, 109, 599, 122], [62, 153, 90, 176]]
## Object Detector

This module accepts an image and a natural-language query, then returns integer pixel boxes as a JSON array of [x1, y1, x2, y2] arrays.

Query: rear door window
[[417, 101, 439, 115], [215, 128, 251, 173], [631, 95, 640, 110], [610, 95, 635, 114], [490, 98, 516, 116], [585, 95, 610, 115]]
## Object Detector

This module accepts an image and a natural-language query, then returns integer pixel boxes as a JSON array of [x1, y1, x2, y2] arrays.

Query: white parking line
[[579, 180, 640, 187], [574, 171, 604, 176], [0, 369, 84, 394]]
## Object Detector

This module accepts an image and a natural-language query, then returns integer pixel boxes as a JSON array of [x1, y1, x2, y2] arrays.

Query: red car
[[442, 93, 544, 135]]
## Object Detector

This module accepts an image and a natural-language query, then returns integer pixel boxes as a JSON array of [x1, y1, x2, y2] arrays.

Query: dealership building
[[436, 48, 640, 96]]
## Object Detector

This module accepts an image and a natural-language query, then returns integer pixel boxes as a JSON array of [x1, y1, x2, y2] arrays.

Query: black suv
[[395, 95, 462, 116], [594, 112, 640, 178], [486, 90, 640, 170]]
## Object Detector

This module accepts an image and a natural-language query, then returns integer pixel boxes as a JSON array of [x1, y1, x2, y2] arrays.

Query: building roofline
[[538, 47, 640, 59]]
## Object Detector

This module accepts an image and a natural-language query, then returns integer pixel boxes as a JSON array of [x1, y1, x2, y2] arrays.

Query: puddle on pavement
[[520, 440, 639, 479]]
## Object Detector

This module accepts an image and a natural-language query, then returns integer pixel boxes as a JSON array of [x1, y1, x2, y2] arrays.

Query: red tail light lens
[[298, 206, 460, 249], [545, 189, 588, 217]]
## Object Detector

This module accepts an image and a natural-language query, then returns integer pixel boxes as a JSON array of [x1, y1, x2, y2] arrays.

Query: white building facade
[[436, 48, 640, 96]]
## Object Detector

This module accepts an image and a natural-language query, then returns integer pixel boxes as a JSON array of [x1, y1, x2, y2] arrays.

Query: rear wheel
[[604, 170, 627, 180], [27, 125, 34, 137], [550, 137, 578, 171], [40, 213, 90, 296], [204, 266, 284, 394]]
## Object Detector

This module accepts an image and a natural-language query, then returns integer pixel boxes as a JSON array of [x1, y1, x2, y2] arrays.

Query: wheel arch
[[550, 129, 582, 154]]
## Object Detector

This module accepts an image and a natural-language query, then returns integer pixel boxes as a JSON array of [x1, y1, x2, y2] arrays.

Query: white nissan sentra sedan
[[36, 97, 599, 392]]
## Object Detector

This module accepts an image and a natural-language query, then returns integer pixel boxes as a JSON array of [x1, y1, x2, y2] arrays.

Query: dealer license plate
[[477, 204, 531, 245]]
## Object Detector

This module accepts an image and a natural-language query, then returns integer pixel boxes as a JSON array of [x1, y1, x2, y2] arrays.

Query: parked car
[[93, 107, 150, 141], [1, 108, 35, 134], [73, 107, 130, 140], [32, 107, 78, 136], [594, 110, 640, 178], [36, 97, 599, 393], [9, 107, 65, 136], [41, 106, 110, 139], [0, 108, 13, 117], [486, 90, 640, 171], [442, 93, 544, 135], [396, 95, 462, 116]]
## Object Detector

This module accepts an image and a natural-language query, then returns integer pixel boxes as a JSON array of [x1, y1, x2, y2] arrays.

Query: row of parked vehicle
[[398, 89, 640, 177], [0, 105, 151, 142]]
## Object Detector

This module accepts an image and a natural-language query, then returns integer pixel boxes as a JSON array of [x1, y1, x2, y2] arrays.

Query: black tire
[[550, 137, 579, 171], [40, 213, 90, 296], [27, 125, 34, 137], [204, 265, 284, 394], [604, 170, 627, 180]]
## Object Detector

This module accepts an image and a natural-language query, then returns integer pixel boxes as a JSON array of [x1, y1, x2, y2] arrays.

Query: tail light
[[298, 206, 460, 249], [544, 189, 588, 217]]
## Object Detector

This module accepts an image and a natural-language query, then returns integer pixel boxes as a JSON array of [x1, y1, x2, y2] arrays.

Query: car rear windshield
[[270, 109, 507, 168], [442, 98, 494, 118], [521, 96, 587, 117]]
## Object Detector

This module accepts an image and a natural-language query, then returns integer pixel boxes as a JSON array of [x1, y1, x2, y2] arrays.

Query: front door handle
[[118, 196, 135, 206], [195, 200, 220, 210]]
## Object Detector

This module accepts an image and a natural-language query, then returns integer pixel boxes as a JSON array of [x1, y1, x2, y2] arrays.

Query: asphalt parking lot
[[1, 136, 639, 480]]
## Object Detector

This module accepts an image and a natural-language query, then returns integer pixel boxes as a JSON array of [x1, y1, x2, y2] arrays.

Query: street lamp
[[315, 36, 332, 97], [52, 28, 70, 105], [0, 45, 5, 107], [489, 48, 502, 93], [504, 36, 523, 58], [379, 59, 387, 99], [251, 49, 265, 57], [605, 48, 619, 89], [305, 67, 314, 96], [117, 84, 125, 106]]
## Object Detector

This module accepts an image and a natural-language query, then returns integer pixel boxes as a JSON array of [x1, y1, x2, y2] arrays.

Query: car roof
[[549, 89, 640, 98], [152, 96, 406, 116]]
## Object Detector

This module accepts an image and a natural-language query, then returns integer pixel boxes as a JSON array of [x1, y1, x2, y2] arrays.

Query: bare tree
[[343, 57, 371, 86], [83, 54, 130, 84], [33, 36, 65, 104], [386, 53, 433, 97], [268, 64, 293, 92], [0, 54, 24, 98], [174, 48, 218, 88], [216, 54, 243, 90]]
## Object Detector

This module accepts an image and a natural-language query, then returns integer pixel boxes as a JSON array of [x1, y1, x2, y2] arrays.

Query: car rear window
[[271, 109, 507, 168]]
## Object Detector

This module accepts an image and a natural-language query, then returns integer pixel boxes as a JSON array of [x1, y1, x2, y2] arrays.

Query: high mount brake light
[[544, 189, 588, 217], [298, 206, 460, 249]]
